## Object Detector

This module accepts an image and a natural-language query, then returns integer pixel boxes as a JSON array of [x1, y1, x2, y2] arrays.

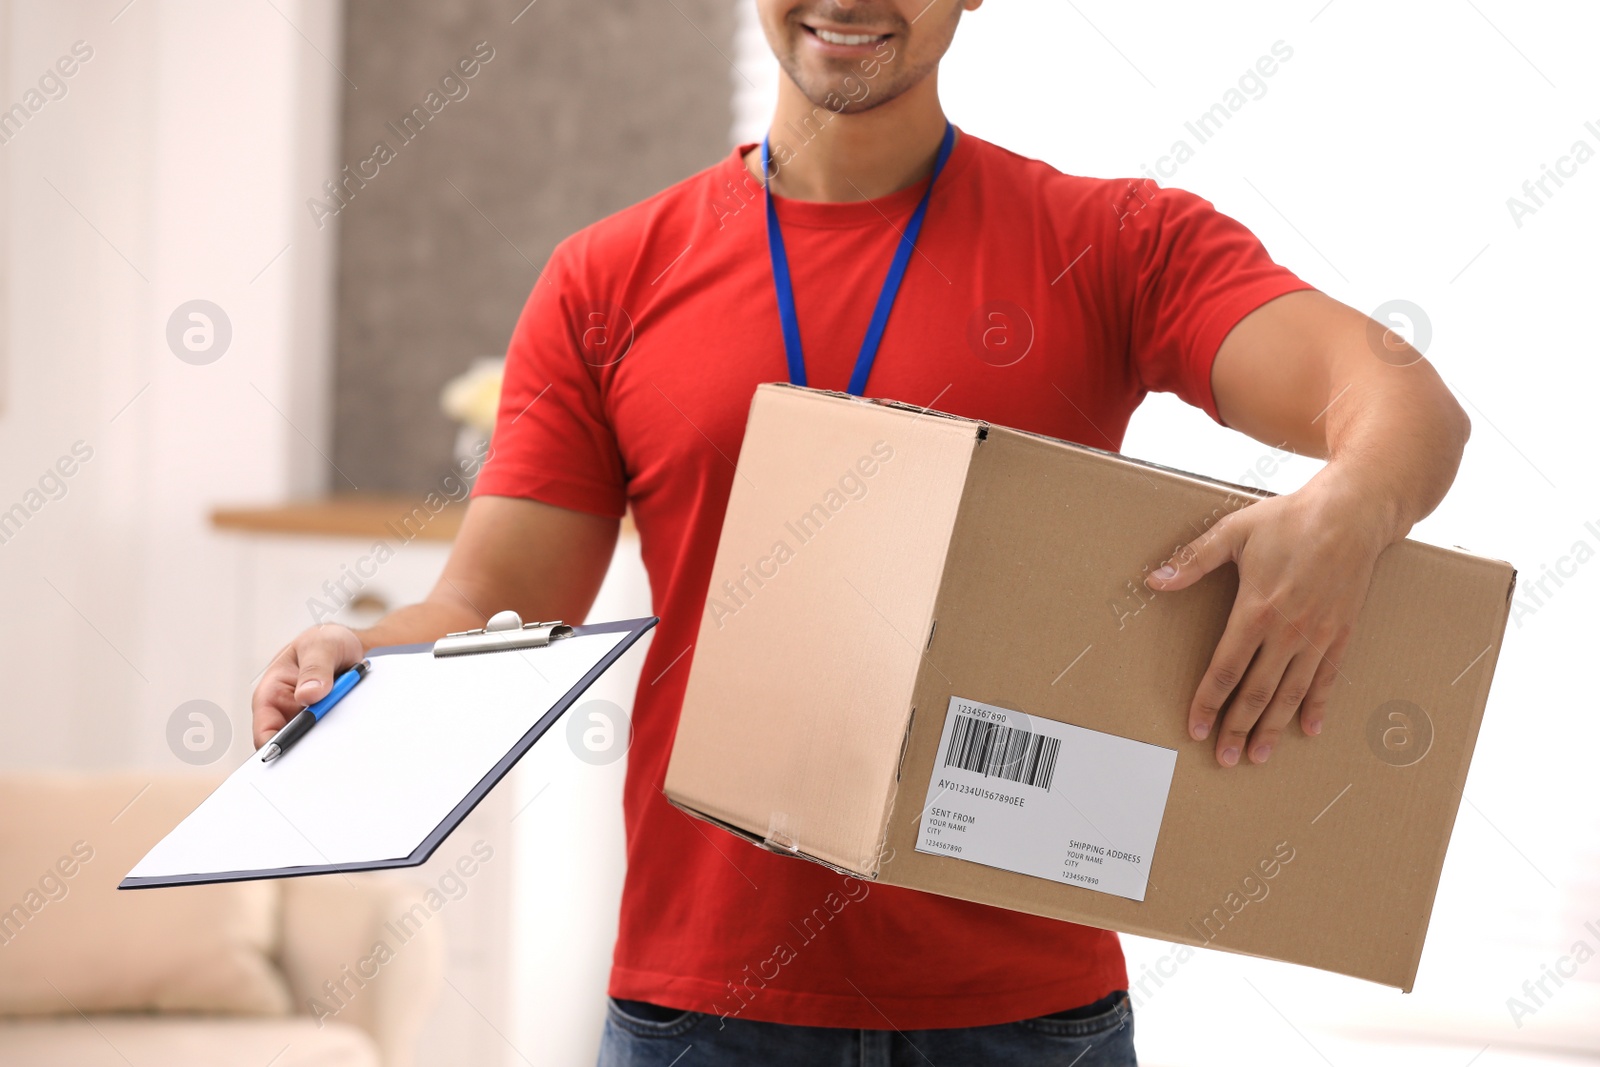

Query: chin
[[782, 60, 907, 115], [795, 83, 876, 113]]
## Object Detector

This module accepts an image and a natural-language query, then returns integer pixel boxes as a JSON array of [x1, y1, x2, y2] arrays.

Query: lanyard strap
[[761, 122, 957, 396]]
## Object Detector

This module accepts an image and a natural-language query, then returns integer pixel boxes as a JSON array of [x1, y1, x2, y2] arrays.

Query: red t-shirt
[[475, 130, 1314, 1030]]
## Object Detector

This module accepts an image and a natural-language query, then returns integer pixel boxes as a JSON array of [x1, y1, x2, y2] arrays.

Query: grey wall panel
[[331, 0, 736, 492]]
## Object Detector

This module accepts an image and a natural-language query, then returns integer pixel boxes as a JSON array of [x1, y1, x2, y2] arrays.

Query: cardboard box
[[665, 383, 1516, 991]]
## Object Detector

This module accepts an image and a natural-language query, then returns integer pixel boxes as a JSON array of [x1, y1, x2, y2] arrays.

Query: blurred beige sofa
[[0, 774, 443, 1067]]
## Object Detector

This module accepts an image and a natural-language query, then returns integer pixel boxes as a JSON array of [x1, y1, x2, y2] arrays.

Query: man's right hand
[[251, 624, 365, 749], [244, 496, 624, 751]]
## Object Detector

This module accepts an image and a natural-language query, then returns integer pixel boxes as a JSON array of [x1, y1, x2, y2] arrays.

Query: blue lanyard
[[761, 122, 957, 396]]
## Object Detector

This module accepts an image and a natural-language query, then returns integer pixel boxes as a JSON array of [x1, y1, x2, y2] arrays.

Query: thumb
[[292, 626, 361, 706], [1146, 517, 1243, 592]]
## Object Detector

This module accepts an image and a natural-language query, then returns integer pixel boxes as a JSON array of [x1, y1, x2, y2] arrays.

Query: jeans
[[597, 990, 1136, 1066]]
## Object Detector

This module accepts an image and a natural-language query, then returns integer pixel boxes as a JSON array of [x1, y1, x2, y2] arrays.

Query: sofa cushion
[[0, 773, 291, 1017], [0, 1016, 380, 1067]]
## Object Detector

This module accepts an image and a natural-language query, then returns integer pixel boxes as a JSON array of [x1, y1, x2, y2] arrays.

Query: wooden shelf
[[212, 494, 466, 542], [211, 494, 633, 541]]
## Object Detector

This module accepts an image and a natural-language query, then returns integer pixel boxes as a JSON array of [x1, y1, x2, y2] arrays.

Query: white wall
[[0, 0, 341, 768], [733, 1, 1600, 1061], [1, 7, 657, 1065]]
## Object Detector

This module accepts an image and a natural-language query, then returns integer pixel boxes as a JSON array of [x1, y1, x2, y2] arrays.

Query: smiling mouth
[[803, 24, 892, 47]]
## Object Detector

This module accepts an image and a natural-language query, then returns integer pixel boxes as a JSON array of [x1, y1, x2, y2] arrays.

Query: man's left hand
[[1144, 471, 1397, 766]]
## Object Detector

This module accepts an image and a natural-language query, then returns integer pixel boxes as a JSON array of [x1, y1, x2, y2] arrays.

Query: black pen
[[261, 660, 370, 762]]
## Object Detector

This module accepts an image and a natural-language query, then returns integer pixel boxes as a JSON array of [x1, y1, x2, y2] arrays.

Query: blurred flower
[[440, 357, 503, 435]]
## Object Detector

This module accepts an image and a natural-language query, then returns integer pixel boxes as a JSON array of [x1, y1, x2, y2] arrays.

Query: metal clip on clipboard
[[432, 610, 574, 657]]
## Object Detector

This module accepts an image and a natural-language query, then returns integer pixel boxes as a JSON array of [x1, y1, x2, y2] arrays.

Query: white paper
[[128, 630, 630, 880], [915, 695, 1177, 902]]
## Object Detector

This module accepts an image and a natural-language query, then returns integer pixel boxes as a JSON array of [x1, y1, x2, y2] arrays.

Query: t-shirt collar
[[729, 126, 975, 230]]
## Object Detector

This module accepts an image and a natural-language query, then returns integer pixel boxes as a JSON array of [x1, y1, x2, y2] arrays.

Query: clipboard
[[121, 615, 657, 889]]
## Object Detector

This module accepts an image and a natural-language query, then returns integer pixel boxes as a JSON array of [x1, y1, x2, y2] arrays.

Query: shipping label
[[915, 696, 1177, 902]]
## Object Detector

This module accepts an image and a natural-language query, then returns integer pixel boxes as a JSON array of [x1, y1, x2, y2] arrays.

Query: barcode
[[943, 713, 1061, 791]]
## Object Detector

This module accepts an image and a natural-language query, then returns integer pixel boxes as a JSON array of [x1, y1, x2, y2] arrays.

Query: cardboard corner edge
[[662, 380, 981, 887], [662, 790, 881, 881], [1389, 544, 1516, 999]]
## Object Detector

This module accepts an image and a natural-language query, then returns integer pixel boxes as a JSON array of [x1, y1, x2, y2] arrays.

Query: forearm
[[1184, 292, 1474, 764], [1312, 348, 1471, 545], [348, 496, 620, 652], [1213, 292, 1472, 545], [351, 596, 484, 653]]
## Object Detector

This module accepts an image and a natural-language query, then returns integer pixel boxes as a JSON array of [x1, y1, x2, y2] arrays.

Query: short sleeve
[[472, 241, 628, 518], [1116, 182, 1316, 424]]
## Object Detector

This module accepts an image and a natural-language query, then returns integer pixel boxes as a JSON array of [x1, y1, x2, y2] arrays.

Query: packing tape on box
[[764, 811, 799, 854]]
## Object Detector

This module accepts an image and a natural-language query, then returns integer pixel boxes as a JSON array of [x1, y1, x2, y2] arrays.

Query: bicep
[[1210, 289, 1371, 458], [429, 495, 621, 625]]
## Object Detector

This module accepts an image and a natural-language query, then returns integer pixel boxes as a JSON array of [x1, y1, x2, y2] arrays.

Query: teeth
[[814, 28, 881, 46]]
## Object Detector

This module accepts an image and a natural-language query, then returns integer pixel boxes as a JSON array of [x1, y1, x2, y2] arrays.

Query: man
[[253, 1, 1469, 1062]]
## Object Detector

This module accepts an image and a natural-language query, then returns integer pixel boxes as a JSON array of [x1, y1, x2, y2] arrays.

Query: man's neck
[[744, 75, 951, 202]]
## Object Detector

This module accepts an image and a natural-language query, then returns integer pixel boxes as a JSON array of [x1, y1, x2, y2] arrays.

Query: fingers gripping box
[[664, 383, 1514, 990]]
